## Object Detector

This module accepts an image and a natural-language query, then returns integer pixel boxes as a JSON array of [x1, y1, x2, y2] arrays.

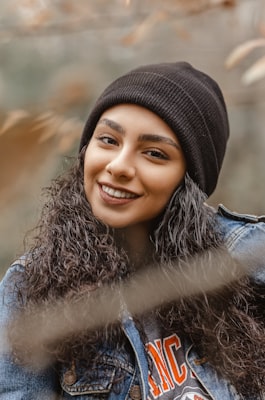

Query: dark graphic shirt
[[143, 314, 211, 400]]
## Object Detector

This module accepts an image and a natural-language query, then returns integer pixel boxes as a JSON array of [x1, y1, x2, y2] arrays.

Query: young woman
[[0, 61, 264, 400]]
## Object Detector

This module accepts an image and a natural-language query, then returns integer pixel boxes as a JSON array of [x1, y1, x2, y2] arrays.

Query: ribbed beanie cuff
[[79, 62, 229, 196]]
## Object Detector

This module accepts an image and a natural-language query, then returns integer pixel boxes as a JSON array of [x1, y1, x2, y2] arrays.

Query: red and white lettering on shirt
[[146, 333, 210, 400]]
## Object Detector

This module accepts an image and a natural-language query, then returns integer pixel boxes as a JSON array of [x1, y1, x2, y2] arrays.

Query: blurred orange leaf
[[58, 0, 93, 16], [26, 9, 53, 29], [57, 118, 83, 153], [0, 113, 56, 207], [37, 114, 64, 143], [31, 111, 56, 131], [0, 110, 30, 135], [258, 22, 265, 37], [163, 0, 236, 14], [0, 110, 83, 208], [19, 0, 40, 6], [50, 80, 90, 109], [121, 10, 168, 46], [174, 23, 191, 40], [225, 38, 265, 69], [242, 55, 265, 85]]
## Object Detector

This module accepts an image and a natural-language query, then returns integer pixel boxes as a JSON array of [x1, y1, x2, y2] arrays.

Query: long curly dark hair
[[11, 149, 265, 399]]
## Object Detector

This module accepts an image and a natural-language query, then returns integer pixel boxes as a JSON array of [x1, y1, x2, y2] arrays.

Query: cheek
[[154, 173, 184, 212], [163, 162, 186, 193], [84, 147, 102, 177], [148, 167, 184, 196], [83, 150, 99, 193]]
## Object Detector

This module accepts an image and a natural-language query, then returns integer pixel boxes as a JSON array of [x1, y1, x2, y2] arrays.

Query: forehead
[[97, 104, 180, 141]]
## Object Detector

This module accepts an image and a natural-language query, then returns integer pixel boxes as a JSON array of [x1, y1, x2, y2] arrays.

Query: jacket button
[[194, 356, 208, 365], [129, 385, 141, 400], [63, 369, 77, 386]]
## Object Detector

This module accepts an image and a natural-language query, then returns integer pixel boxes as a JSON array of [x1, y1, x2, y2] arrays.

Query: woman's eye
[[146, 149, 168, 160], [97, 135, 118, 146]]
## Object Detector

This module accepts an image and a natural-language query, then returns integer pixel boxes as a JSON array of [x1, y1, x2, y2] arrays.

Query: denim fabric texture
[[0, 205, 264, 399]]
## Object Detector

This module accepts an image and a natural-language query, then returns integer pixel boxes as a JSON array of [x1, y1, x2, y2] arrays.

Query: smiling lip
[[98, 183, 139, 205]]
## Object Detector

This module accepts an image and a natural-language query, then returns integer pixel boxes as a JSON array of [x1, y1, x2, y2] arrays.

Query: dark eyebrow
[[97, 118, 125, 135], [138, 133, 181, 150], [96, 120, 180, 150]]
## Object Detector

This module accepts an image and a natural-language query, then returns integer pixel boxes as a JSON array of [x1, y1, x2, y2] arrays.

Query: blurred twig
[[226, 38, 265, 84]]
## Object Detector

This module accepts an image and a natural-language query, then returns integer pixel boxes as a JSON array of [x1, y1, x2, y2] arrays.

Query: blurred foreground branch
[[3, 245, 261, 369]]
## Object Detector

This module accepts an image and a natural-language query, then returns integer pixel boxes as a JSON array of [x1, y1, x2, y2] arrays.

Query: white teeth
[[102, 185, 136, 199]]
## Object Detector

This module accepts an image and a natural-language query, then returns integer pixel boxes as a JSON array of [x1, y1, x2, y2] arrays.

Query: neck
[[114, 225, 153, 270]]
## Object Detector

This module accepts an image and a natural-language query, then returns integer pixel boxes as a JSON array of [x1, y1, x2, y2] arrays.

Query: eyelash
[[145, 149, 169, 160], [95, 134, 169, 160], [96, 135, 118, 145]]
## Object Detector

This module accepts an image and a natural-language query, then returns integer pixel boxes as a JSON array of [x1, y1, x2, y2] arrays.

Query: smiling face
[[83, 104, 186, 233]]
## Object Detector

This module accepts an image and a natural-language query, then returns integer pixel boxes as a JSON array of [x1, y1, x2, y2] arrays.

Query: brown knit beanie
[[79, 61, 229, 196]]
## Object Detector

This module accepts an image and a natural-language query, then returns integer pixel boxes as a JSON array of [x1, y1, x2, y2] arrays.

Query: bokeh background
[[1, 0, 265, 275]]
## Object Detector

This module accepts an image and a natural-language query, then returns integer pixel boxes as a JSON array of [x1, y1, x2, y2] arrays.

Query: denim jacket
[[0, 204, 264, 400]]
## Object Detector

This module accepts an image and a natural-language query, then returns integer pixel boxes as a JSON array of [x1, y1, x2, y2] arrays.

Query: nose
[[106, 150, 136, 179]]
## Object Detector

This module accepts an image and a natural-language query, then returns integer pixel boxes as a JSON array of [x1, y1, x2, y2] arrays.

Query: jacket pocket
[[60, 354, 134, 398]]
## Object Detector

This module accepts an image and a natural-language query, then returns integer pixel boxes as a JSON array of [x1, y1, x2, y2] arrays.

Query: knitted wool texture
[[79, 62, 229, 196]]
